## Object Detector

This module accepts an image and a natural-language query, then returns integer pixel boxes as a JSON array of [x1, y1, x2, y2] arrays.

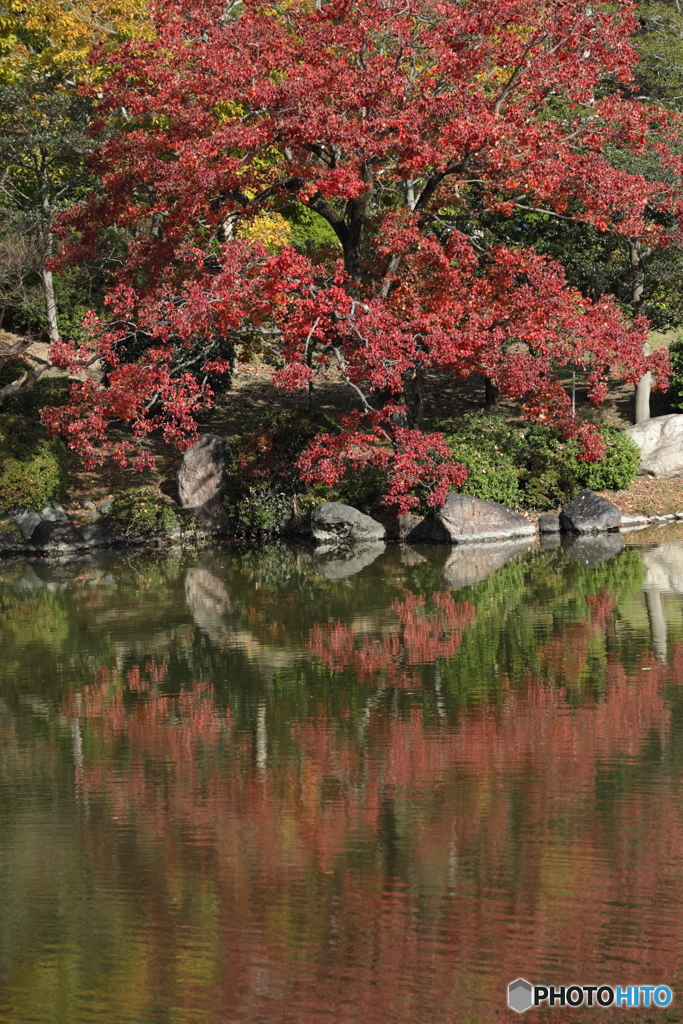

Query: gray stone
[[177, 433, 231, 509], [442, 537, 535, 589], [559, 489, 621, 534], [8, 508, 42, 539], [0, 532, 21, 553], [621, 514, 650, 526], [310, 502, 386, 546], [314, 542, 386, 578], [80, 523, 120, 548], [625, 414, 683, 478], [409, 494, 536, 545], [29, 520, 87, 551], [82, 500, 96, 511], [98, 497, 115, 515], [538, 513, 561, 533], [383, 513, 423, 541], [562, 533, 624, 566], [40, 505, 68, 523]]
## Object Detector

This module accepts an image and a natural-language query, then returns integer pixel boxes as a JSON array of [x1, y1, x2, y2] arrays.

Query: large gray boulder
[[80, 522, 120, 548], [310, 502, 386, 545], [625, 414, 683, 478], [559, 490, 621, 534], [409, 494, 536, 545], [29, 520, 87, 551], [177, 433, 231, 509]]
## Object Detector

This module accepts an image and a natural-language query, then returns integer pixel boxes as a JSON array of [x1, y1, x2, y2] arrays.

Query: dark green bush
[[668, 337, 683, 411], [517, 424, 640, 510], [103, 489, 184, 536], [441, 414, 640, 511], [0, 414, 68, 510], [443, 415, 522, 508]]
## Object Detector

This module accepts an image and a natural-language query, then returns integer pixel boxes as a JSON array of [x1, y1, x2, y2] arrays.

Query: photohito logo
[[507, 979, 673, 1013]]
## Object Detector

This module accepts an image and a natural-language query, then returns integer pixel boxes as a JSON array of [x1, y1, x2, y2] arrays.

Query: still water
[[2, 532, 683, 1023]]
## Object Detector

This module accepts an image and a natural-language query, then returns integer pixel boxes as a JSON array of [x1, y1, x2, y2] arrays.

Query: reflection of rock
[[442, 537, 535, 589], [642, 542, 683, 594], [314, 542, 386, 579], [559, 490, 621, 534], [561, 533, 624, 566], [539, 534, 561, 551], [410, 494, 536, 544], [184, 565, 232, 641], [626, 414, 683, 478], [311, 503, 386, 545]]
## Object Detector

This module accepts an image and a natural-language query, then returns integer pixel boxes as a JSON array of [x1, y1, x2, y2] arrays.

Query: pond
[[1, 532, 683, 1024]]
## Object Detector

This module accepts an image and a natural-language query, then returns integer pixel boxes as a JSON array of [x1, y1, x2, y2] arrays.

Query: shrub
[[0, 414, 68, 510], [103, 488, 184, 536], [443, 415, 522, 509], [517, 424, 640, 509], [441, 414, 640, 511], [668, 337, 683, 411]]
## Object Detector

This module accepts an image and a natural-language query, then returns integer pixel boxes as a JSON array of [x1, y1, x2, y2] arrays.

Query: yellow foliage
[[239, 213, 292, 253], [0, 0, 152, 84]]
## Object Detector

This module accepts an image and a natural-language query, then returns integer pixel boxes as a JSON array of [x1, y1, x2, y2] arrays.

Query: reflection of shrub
[[0, 414, 68, 509], [103, 489, 184, 536]]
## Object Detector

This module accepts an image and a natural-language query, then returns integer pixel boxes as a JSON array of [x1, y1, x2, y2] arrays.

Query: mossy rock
[[0, 517, 23, 541], [0, 414, 68, 510]]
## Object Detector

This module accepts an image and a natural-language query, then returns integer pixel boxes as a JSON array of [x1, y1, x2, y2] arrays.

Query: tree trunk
[[484, 376, 499, 409], [41, 262, 60, 343], [635, 341, 651, 424], [39, 159, 60, 343], [630, 238, 649, 423]]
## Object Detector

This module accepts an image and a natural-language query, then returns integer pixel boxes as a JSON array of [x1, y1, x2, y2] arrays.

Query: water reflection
[[1, 535, 683, 1023]]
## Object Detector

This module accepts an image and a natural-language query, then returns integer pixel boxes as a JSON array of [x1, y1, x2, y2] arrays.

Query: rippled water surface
[[2, 532, 683, 1023]]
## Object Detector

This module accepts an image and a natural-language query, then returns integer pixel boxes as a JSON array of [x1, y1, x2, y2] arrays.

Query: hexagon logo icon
[[508, 978, 534, 1013]]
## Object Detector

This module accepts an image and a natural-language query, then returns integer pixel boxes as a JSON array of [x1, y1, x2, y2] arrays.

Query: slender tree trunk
[[40, 262, 60, 343], [484, 376, 499, 409], [630, 238, 650, 424], [39, 160, 60, 343]]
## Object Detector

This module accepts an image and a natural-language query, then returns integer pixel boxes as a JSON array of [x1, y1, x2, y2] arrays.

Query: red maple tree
[[48, 0, 678, 509]]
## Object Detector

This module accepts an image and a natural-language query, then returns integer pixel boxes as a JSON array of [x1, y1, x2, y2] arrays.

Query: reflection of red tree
[[61, 637, 683, 1024], [308, 591, 476, 688]]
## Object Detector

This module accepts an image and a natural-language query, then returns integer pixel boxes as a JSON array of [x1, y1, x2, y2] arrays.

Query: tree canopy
[[22, 0, 683, 507]]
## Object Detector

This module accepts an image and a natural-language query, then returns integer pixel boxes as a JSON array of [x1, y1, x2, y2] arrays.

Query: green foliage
[[0, 516, 22, 540], [442, 414, 639, 511], [668, 337, 683, 411], [281, 203, 342, 264], [103, 488, 184, 536], [443, 415, 522, 508], [223, 408, 335, 535], [0, 413, 68, 509], [518, 424, 640, 509]]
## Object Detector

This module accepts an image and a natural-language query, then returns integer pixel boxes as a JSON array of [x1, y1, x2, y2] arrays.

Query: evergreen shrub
[[0, 414, 68, 509]]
